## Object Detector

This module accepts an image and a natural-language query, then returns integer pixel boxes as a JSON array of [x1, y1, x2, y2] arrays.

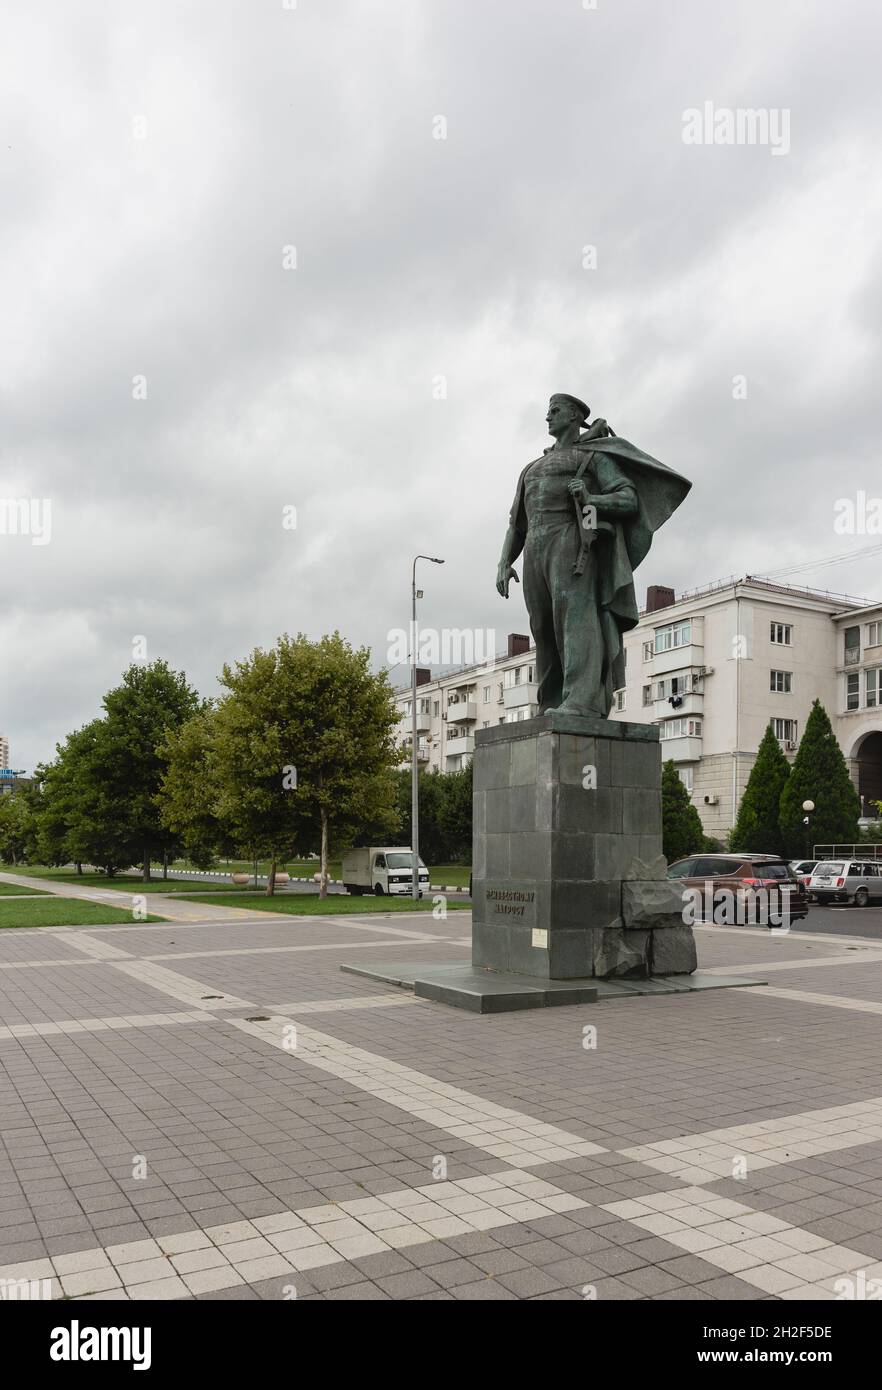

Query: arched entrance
[[852, 730, 882, 816]]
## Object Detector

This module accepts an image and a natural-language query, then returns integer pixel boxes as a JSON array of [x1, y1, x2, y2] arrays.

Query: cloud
[[1, 0, 880, 771]]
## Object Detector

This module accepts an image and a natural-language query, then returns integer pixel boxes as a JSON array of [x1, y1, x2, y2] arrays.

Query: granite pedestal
[[338, 714, 757, 1013], [471, 712, 696, 980]]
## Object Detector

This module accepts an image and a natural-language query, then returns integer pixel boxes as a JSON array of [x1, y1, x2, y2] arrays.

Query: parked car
[[790, 859, 819, 898], [666, 852, 808, 925], [342, 846, 429, 897], [807, 860, 882, 906]]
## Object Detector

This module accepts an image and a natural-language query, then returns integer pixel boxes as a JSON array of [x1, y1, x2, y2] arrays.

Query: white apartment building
[[394, 577, 882, 836], [0, 735, 8, 769], [395, 633, 537, 775]]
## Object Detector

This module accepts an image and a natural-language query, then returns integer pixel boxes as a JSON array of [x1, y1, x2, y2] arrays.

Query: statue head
[[546, 393, 589, 440]]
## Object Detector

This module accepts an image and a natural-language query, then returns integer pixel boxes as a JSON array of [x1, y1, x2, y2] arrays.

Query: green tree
[[0, 791, 34, 865], [34, 722, 136, 874], [188, 633, 401, 896], [661, 760, 705, 863], [730, 723, 791, 855], [157, 707, 234, 869], [778, 699, 861, 858], [439, 761, 473, 862], [101, 661, 203, 880]]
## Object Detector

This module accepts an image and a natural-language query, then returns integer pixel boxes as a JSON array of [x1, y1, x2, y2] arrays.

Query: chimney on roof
[[645, 585, 675, 614], [415, 667, 431, 687], [507, 633, 530, 657]]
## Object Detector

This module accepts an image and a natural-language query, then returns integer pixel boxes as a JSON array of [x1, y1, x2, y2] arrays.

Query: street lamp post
[[411, 555, 444, 899], [802, 799, 816, 856]]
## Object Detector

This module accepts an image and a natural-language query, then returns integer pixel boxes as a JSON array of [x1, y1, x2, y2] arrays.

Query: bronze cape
[[505, 430, 691, 714]]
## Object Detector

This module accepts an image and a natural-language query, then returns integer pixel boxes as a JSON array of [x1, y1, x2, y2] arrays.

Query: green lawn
[[0, 882, 49, 896], [0, 898, 166, 928], [171, 858, 473, 888], [183, 892, 470, 916], [15, 868, 245, 894]]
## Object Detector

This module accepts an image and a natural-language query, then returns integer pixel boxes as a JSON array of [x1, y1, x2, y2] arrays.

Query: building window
[[772, 718, 798, 743], [643, 641, 654, 662], [770, 670, 792, 693], [528, 665, 534, 683], [661, 717, 702, 739], [866, 669, 879, 708], [654, 621, 691, 654], [678, 766, 694, 794], [846, 673, 860, 711], [614, 689, 626, 712], [868, 622, 882, 647], [642, 685, 652, 707], [403, 700, 412, 716], [845, 626, 861, 667], [770, 622, 792, 645], [433, 700, 439, 717], [482, 720, 490, 729], [497, 683, 504, 702]]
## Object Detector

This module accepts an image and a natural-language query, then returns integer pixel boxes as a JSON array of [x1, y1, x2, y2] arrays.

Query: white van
[[342, 847, 430, 897]]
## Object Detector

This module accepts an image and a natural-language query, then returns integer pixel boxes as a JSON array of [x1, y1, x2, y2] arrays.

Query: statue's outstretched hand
[[496, 564, 519, 598]]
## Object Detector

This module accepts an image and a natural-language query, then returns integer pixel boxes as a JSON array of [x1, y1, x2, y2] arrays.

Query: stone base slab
[[340, 961, 765, 1015]]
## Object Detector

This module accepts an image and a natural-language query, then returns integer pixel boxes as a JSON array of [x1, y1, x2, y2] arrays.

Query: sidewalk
[[1, 874, 882, 1302]]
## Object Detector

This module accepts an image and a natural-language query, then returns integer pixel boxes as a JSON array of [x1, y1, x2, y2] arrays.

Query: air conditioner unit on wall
[[703, 795, 719, 806], [786, 740, 797, 751]]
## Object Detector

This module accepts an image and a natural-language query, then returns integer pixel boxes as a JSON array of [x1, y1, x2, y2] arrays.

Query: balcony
[[652, 643, 704, 677], [658, 734, 702, 762], [400, 708, 431, 734], [445, 733, 475, 759], [401, 740, 430, 763], [653, 691, 704, 720], [446, 700, 477, 723], [503, 681, 538, 710]]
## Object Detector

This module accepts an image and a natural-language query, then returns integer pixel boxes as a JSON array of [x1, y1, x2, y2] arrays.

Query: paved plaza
[[2, 871, 882, 1302]]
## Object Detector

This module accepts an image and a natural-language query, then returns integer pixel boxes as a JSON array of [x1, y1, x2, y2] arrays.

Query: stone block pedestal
[[471, 712, 696, 980]]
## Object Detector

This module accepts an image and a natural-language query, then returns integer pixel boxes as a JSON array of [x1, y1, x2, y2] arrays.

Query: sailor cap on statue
[[550, 393, 590, 422]]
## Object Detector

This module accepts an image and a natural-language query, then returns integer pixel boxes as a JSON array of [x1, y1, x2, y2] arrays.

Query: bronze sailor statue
[[497, 394, 691, 718]]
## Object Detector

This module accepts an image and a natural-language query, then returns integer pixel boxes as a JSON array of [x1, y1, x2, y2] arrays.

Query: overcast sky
[[2, 0, 881, 773]]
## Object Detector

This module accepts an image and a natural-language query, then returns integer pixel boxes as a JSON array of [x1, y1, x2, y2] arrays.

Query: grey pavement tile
[[590, 1277, 648, 1301], [620, 1266, 686, 1296], [323, 1281, 390, 1300], [659, 1254, 732, 1284], [697, 1276, 768, 1301], [495, 1266, 567, 1297], [451, 1280, 519, 1300], [375, 1270, 444, 1298]]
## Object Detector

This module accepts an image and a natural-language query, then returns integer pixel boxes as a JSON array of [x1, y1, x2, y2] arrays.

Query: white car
[[808, 860, 882, 907], [790, 860, 819, 895]]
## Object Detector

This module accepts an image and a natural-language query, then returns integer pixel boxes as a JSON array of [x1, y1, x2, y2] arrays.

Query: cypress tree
[[730, 722, 791, 854], [661, 759, 705, 863], [778, 699, 860, 858]]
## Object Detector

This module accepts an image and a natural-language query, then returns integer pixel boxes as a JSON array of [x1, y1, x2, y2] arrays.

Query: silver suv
[[808, 860, 882, 906]]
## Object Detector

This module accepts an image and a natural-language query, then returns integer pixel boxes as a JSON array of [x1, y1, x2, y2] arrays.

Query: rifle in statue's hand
[[569, 419, 615, 577]]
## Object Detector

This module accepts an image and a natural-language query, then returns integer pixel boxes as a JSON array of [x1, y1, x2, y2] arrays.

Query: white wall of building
[[393, 580, 882, 838]]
